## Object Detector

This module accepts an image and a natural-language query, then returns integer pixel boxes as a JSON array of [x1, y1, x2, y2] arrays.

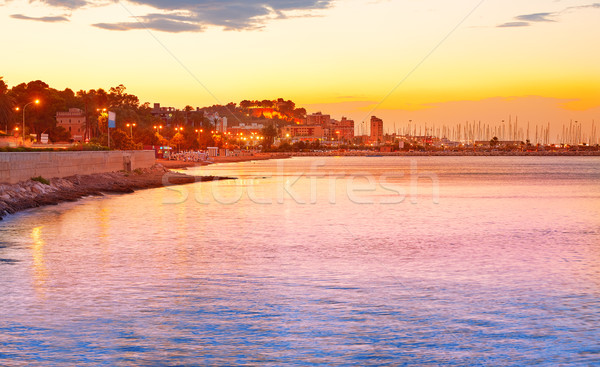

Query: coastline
[[157, 153, 292, 169], [5, 151, 596, 220], [159, 150, 600, 169], [286, 151, 600, 157], [0, 165, 234, 220]]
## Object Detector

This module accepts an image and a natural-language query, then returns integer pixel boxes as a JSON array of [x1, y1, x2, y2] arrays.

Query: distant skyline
[[2, 0, 599, 132]]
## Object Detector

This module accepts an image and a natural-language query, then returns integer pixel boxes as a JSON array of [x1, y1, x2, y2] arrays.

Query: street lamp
[[17, 99, 40, 145], [126, 123, 137, 137], [173, 126, 184, 152], [94, 108, 107, 141]]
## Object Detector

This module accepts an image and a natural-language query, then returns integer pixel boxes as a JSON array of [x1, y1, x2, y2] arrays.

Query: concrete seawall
[[0, 151, 156, 184]]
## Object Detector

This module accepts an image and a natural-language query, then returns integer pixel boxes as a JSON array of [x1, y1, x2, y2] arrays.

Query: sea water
[[1, 156, 599, 365]]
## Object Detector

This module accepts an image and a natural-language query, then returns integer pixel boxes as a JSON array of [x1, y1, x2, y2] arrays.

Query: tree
[[293, 107, 307, 119], [240, 100, 253, 110], [261, 124, 278, 148], [184, 105, 194, 125], [137, 128, 162, 146], [110, 129, 138, 150], [197, 132, 215, 149], [109, 84, 139, 108], [0, 77, 14, 133], [170, 132, 185, 152], [49, 125, 71, 143], [261, 99, 274, 108]]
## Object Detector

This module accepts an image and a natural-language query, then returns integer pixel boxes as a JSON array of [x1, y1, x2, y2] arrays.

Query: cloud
[[566, 3, 600, 11], [515, 12, 554, 22], [34, 0, 89, 9], [498, 2, 600, 28], [10, 13, 69, 22], [94, 15, 203, 33], [498, 21, 530, 28], [22, 0, 334, 32]]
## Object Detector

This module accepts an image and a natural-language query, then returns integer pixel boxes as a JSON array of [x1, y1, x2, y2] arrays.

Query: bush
[[0, 147, 55, 152], [31, 176, 50, 185], [67, 143, 109, 151]]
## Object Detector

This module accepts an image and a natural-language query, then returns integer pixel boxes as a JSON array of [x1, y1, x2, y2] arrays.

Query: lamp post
[[174, 126, 184, 152], [126, 123, 136, 138], [96, 108, 107, 143], [16, 99, 40, 145]]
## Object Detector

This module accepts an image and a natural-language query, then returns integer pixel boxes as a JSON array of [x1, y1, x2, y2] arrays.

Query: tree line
[[0, 78, 312, 150]]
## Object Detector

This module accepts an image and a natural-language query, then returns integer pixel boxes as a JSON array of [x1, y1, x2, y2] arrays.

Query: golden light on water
[[31, 226, 48, 297]]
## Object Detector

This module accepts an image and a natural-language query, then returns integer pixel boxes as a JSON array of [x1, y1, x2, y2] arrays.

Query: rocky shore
[[0, 165, 233, 220], [156, 153, 292, 169]]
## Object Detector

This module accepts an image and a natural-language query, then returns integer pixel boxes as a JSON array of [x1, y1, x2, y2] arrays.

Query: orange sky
[[1, 0, 599, 136]]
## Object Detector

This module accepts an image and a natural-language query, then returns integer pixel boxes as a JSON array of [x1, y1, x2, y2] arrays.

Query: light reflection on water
[[0, 156, 599, 365]]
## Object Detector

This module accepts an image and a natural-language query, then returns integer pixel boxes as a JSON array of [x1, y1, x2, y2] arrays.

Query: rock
[[0, 168, 234, 220]]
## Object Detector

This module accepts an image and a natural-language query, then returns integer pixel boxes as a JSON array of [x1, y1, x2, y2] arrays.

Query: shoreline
[[287, 151, 600, 157], [0, 165, 234, 220], [160, 150, 600, 169], [157, 153, 292, 169]]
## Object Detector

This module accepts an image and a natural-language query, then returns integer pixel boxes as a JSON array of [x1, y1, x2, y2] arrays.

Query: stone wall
[[0, 151, 156, 184]]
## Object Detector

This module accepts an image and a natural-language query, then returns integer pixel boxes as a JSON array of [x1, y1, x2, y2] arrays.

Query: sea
[[1, 156, 599, 366]]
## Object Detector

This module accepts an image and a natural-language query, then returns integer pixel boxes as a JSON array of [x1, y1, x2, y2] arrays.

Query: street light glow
[[17, 99, 41, 145]]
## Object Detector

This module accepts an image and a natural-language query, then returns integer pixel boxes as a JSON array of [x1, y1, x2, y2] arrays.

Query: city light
[[126, 123, 137, 137], [17, 99, 41, 145]]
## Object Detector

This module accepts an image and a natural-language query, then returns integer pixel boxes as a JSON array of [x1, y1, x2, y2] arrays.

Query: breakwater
[[0, 165, 234, 220], [0, 151, 156, 184]]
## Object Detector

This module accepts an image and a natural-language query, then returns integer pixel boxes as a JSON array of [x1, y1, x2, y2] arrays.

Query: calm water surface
[[1, 156, 599, 366]]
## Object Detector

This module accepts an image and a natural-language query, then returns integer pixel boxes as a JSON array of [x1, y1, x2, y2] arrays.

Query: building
[[56, 108, 86, 142], [306, 112, 330, 126], [151, 103, 177, 123], [281, 125, 325, 141], [215, 116, 228, 133], [228, 123, 264, 136], [329, 117, 355, 142], [370, 116, 384, 143]]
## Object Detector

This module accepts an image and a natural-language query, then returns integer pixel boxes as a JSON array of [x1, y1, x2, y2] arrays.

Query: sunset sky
[[2, 0, 599, 131]]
